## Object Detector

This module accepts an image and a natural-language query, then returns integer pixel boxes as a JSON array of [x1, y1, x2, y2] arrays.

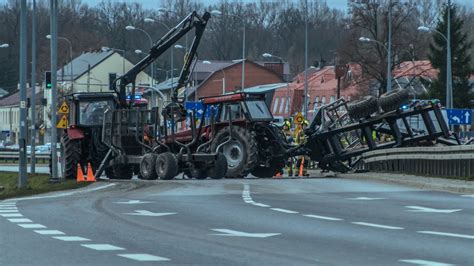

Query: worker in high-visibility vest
[[295, 120, 310, 176], [282, 120, 295, 176]]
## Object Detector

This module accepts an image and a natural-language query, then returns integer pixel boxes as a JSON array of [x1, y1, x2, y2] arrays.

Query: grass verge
[[0, 172, 89, 200]]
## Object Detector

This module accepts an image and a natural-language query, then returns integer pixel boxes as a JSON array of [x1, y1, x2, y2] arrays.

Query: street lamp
[[418, 25, 452, 109], [211, 9, 246, 91], [0, 43, 9, 48], [126, 24, 154, 86], [359, 36, 392, 94], [46, 34, 73, 91], [101, 46, 126, 73]]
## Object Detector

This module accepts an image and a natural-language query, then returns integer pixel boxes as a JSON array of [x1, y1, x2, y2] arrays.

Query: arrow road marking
[[399, 259, 453, 266], [124, 210, 176, 217], [347, 197, 385, 200], [405, 206, 461, 213], [114, 200, 152, 204], [211, 229, 280, 238]]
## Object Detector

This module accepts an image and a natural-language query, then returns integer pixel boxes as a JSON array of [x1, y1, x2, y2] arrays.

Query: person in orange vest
[[295, 120, 310, 177]]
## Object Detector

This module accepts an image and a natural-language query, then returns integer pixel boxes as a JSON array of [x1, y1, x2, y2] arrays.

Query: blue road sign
[[446, 109, 472, 125], [185, 102, 217, 118]]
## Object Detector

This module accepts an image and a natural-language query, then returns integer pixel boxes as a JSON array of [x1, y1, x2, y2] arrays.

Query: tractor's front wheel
[[61, 134, 81, 180]]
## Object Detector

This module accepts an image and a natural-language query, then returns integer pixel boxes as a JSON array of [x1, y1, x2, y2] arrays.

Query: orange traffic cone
[[298, 157, 305, 177], [76, 163, 85, 182], [86, 162, 96, 182], [273, 172, 282, 178]]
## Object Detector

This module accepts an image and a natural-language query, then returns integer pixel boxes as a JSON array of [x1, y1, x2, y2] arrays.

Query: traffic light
[[109, 73, 117, 90], [45, 71, 52, 89]]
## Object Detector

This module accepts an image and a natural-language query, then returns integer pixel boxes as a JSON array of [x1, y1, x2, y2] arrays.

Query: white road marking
[[417, 231, 474, 240], [405, 206, 462, 213], [270, 208, 299, 214], [243, 199, 255, 204], [124, 210, 176, 217], [347, 197, 385, 200], [0, 206, 17, 209], [8, 218, 32, 223], [251, 203, 270, 207], [303, 214, 343, 221], [0, 203, 16, 206], [0, 209, 18, 213], [52, 236, 91, 241], [0, 213, 22, 217], [461, 194, 474, 198], [81, 244, 125, 251], [114, 200, 152, 204], [352, 222, 404, 230], [18, 223, 47, 229], [211, 229, 280, 238], [10, 183, 116, 201], [34, 230, 65, 235], [118, 254, 170, 262], [399, 259, 453, 266]]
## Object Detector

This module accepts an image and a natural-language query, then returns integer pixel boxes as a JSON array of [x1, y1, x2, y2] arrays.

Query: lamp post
[[359, 36, 391, 95], [210, 10, 246, 91], [46, 34, 73, 91], [101, 46, 126, 74], [125, 25, 154, 87], [418, 24, 452, 109]]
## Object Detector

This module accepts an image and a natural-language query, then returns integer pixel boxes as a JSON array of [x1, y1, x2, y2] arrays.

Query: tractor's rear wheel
[[210, 126, 258, 178], [61, 134, 81, 180]]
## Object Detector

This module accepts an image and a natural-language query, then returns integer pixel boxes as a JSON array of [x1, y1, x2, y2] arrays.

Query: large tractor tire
[[155, 152, 178, 180], [139, 153, 158, 180], [378, 88, 409, 113], [251, 159, 285, 178], [347, 96, 379, 120], [61, 134, 81, 180], [105, 164, 133, 180], [210, 126, 258, 178], [208, 153, 228, 179]]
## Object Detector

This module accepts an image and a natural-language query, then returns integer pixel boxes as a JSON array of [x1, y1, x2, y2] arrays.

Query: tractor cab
[[66, 93, 117, 128]]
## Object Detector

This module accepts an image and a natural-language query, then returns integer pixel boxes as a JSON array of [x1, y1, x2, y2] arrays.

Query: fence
[[0, 151, 50, 164]]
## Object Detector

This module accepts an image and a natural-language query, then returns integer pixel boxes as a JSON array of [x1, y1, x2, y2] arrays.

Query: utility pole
[[30, 0, 37, 174], [49, 0, 59, 181], [446, 0, 453, 109], [19, 0, 28, 187], [386, 0, 393, 93], [303, 0, 309, 117]]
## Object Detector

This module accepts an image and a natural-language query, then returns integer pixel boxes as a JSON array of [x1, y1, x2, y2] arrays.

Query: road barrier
[[0, 151, 50, 164], [360, 145, 474, 179]]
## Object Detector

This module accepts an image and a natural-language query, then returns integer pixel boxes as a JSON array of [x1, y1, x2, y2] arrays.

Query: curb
[[340, 171, 474, 194]]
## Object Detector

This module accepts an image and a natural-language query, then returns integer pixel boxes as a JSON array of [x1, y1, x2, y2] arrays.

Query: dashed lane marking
[[18, 223, 46, 229], [34, 230, 65, 235], [399, 259, 454, 266], [8, 218, 32, 223], [0, 210, 19, 213], [303, 214, 343, 221], [52, 236, 91, 242], [347, 197, 385, 200], [117, 254, 170, 262], [405, 206, 462, 213], [251, 203, 270, 207], [460, 194, 474, 198], [0, 206, 18, 209], [270, 208, 299, 214], [352, 222, 404, 230], [81, 244, 125, 251], [114, 200, 152, 204], [417, 231, 474, 240], [0, 213, 23, 217]]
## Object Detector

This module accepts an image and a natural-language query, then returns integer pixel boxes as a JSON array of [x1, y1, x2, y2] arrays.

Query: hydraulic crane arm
[[113, 11, 211, 107]]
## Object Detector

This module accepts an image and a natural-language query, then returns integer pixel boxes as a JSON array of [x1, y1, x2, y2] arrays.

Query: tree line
[[0, 0, 472, 106]]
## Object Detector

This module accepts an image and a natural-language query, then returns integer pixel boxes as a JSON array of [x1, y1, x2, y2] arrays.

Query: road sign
[[58, 101, 69, 114], [446, 109, 472, 125], [294, 112, 304, 125], [185, 102, 216, 118], [56, 115, 68, 128]]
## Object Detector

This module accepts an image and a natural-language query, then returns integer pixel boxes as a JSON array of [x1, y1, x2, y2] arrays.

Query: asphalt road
[[1, 176, 473, 265]]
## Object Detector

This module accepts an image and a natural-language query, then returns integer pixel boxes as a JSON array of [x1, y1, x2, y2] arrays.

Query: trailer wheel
[[210, 126, 258, 178], [139, 153, 158, 180], [379, 88, 409, 112], [155, 152, 178, 180], [208, 153, 228, 179], [105, 164, 133, 180], [347, 96, 379, 120], [251, 159, 285, 178], [61, 134, 81, 180]]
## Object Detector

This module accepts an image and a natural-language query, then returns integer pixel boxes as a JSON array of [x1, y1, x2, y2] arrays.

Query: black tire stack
[[378, 88, 409, 112]]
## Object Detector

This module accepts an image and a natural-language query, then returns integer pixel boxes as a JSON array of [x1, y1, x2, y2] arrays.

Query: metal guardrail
[[0, 151, 50, 164], [360, 145, 474, 178]]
